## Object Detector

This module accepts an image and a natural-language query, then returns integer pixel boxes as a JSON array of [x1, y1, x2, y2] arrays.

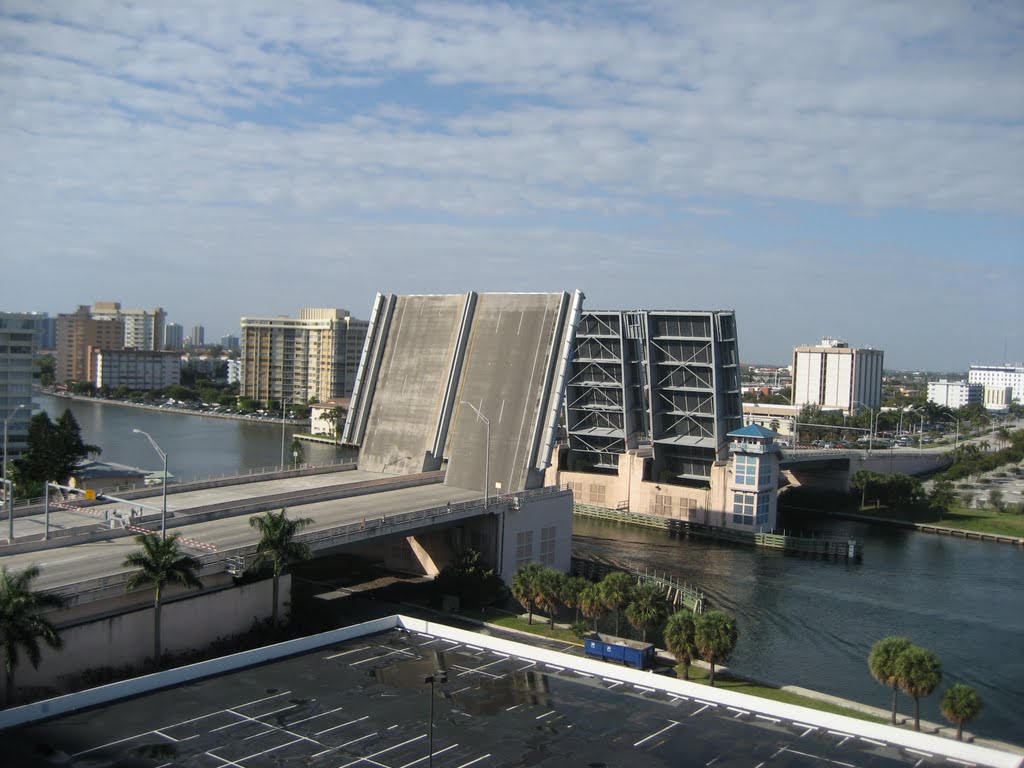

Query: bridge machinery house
[[546, 308, 780, 530]]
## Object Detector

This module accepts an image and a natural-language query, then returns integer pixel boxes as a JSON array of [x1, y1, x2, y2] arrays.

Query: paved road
[[6, 469, 384, 539], [2, 477, 480, 594]]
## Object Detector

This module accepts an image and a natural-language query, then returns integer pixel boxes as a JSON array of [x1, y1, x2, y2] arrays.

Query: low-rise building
[[983, 386, 1012, 414], [310, 397, 350, 438], [927, 379, 983, 409], [90, 349, 181, 391]]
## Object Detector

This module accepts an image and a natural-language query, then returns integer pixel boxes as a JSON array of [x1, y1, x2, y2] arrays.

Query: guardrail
[[573, 503, 861, 560], [47, 485, 572, 605]]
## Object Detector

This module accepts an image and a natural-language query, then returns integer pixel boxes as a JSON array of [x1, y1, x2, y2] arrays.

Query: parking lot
[[6, 628, 993, 767]]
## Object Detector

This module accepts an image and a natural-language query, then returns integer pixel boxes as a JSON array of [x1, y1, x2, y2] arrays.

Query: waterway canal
[[32, 393, 1024, 744], [574, 517, 1023, 744], [37, 393, 352, 482]]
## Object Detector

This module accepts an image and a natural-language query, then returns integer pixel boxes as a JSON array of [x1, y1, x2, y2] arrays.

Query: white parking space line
[[859, 736, 886, 746], [535, 710, 557, 720], [287, 706, 347, 726], [399, 743, 459, 767], [338, 734, 426, 768], [455, 754, 492, 768], [327, 647, 370, 659], [634, 720, 679, 747], [210, 704, 298, 732], [691, 704, 711, 717], [315, 715, 371, 736], [312, 731, 377, 759]]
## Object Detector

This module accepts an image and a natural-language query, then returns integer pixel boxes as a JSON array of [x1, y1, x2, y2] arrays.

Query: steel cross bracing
[[572, 335, 622, 363]]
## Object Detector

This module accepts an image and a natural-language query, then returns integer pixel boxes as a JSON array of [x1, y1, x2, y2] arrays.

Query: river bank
[[41, 389, 303, 426]]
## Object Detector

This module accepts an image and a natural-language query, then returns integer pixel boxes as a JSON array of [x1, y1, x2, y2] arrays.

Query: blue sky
[[1, 1, 1021, 370]]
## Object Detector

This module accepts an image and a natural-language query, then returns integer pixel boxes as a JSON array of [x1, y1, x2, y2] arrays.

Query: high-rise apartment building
[[968, 364, 1024, 404], [190, 325, 205, 348], [240, 308, 369, 404], [0, 312, 39, 463], [55, 306, 124, 384], [791, 337, 883, 415], [163, 323, 184, 350], [90, 302, 166, 351], [220, 334, 240, 352]]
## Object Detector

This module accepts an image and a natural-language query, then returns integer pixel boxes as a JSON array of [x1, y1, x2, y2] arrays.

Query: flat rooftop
[[6, 617, 1018, 768]]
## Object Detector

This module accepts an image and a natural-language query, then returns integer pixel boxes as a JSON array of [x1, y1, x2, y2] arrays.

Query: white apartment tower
[[791, 337, 884, 415], [240, 308, 369, 405]]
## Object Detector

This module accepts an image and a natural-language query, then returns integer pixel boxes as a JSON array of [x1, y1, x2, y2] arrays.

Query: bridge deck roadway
[[1, 478, 481, 597], [5, 469, 389, 540]]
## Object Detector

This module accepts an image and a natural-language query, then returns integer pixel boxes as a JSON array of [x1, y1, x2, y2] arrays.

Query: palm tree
[[1, 565, 65, 706], [625, 582, 666, 642], [868, 636, 912, 725], [123, 533, 202, 663], [663, 611, 698, 680], [248, 508, 313, 625], [694, 610, 738, 687], [579, 583, 606, 630], [895, 645, 942, 731], [510, 563, 543, 624], [534, 568, 564, 627], [600, 571, 636, 636], [560, 575, 589, 624], [941, 683, 982, 741]]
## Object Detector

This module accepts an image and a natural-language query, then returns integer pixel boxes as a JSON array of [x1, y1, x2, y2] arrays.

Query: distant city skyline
[[1, 2, 1021, 370]]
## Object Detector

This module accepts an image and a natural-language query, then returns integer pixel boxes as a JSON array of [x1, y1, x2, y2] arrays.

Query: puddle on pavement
[[374, 650, 552, 717]]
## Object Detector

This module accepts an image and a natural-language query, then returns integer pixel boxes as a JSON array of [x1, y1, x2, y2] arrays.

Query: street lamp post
[[851, 401, 876, 455], [3, 403, 27, 542], [424, 672, 447, 768], [279, 396, 293, 470], [459, 400, 491, 508], [133, 429, 168, 539]]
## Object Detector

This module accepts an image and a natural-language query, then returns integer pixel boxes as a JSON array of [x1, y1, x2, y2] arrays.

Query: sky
[[1, 1, 1022, 371]]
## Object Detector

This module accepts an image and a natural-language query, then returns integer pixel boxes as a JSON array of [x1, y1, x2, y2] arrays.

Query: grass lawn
[[855, 505, 1024, 537], [464, 614, 885, 723], [669, 665, 885, 724]]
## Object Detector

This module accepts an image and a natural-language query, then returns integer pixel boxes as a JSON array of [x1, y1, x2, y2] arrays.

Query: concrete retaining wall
[[0, 575, 289, 702]]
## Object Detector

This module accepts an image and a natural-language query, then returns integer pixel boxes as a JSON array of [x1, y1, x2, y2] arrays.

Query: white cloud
[[0, 0, 1022, 368]]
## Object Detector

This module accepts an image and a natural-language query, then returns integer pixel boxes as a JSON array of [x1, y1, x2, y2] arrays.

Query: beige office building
[[90, 302, 166, 351], [240, 308, 368, 405], [791, 337, 883, 415], [55, 306, 125, 384]]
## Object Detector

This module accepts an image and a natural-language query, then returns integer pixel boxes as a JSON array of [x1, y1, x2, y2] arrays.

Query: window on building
[[733, 492, 770, 526], [540, 526, 557, 566], [757, 494, 770, 526], [589, 483, 606, 505], [759, 460, 774, 486], [516, 530, 534, 569], [653, 494, 673, 516], [734, 454, 757, 485]]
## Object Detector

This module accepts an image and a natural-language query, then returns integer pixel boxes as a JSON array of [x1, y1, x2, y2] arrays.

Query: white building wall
[[792, 342, 883, 413], [968, 365, 1024, 403], [927, 380, 983, 409], [497, 491, 573, 583]]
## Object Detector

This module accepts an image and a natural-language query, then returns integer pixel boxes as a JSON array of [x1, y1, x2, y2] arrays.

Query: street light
[[3, 403, 27, 542], [279, 396, 293, 470], [459, 400, 490, 508], [851, 401, 877, 455], [424, 671, 448, 768], [133, 428, 168, 539]]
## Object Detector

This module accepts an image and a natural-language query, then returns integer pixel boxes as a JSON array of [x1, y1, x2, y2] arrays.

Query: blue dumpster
[[583, 633, 655, 670]]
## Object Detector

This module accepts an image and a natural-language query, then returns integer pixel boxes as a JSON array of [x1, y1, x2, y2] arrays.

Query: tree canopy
[[941, 683, 982, 741], [14, 409, 100, 491], [0, 565, 65, 706], [694, 610, 738, 687]]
